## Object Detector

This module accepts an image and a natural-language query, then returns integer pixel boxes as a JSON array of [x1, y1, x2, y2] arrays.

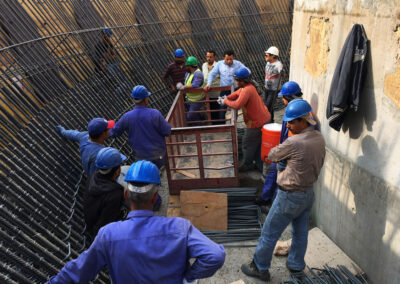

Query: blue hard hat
[[278, 81, 301, 96], [103, 26, 113, 36], [125, 160, 161, 185], [283, 99, 313, 121], [96, 147, 126, 169], [88, 118, 115, 136], [174, 49, 185, 57], [131, 85, 151, 99], [234, 67, 251, 79]]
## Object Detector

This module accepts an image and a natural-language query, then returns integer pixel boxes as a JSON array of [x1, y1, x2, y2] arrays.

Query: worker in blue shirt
[[47, 160, 226, 284], [203, 50, 245, 123], [56, 118, 115, 176], [110, 85, 171, 169]]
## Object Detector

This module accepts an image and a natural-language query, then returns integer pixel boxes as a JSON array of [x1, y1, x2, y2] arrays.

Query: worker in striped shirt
[[162, 49, 189, 95]]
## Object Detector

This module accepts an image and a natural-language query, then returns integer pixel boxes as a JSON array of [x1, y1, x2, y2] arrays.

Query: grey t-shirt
[[264, 61, 283, 90]]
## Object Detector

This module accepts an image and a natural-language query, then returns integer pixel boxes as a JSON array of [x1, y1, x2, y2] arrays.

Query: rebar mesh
[[0, 0, 293, 282]]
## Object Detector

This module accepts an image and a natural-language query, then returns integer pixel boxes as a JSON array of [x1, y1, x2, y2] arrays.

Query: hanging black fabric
[[326, 24, 368, 131]]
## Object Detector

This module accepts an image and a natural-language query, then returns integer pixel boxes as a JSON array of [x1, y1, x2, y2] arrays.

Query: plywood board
[[167, 195, 181, 217], [180, 191, 227, 231]]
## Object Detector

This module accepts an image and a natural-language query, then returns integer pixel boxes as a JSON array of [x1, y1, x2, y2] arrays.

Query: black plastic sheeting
[[0, 0, 293, 282]]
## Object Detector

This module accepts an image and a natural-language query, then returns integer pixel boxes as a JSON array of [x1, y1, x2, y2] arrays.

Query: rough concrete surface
[[290, 0, 400, 282]]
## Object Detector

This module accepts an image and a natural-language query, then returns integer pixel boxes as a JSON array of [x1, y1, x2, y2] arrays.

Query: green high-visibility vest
[[184, 69, 205, 102]]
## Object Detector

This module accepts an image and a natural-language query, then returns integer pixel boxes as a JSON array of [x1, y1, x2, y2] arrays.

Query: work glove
[[56, 125, 65, 134], [217, 96, 226, 105], [176, 82, 185, 91], [277, 160, 287, 171]]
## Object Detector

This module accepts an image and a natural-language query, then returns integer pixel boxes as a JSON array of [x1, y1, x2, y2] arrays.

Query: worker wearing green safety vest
[[180, 56, 205, 122]]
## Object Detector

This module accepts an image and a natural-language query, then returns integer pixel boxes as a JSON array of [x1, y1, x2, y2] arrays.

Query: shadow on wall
[[348, 135, 400, 282], [342, 41, 376, 139], [310, 92, 321, 132]]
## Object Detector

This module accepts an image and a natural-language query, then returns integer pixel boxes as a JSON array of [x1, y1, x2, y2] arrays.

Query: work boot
[[286, 262, 304, 274], [241, 260, 270, 281]]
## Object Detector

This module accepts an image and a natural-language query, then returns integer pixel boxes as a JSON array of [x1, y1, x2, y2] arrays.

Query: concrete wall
[[289, 0, 400, 283]]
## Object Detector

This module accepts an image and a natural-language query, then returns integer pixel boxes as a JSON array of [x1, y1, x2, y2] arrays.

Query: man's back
[[49, 210, 225, 284], [111, 106, 171, 161]]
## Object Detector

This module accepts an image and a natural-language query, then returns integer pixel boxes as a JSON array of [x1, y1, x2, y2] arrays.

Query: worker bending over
[[241, 100, 325, 281], [47, 160, 226, 284], [219, 67, 271, 172], [56, 118, 115, 176]]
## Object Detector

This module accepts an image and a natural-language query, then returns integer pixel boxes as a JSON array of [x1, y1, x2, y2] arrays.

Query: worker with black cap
[[56, 117, 115, 176], [84, 147, 127, 238]]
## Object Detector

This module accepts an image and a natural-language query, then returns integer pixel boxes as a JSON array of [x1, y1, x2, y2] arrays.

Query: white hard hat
[[265, 46, 279, 57]]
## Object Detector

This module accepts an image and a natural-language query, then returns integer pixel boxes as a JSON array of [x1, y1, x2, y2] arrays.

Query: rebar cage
[[0, 0, 293, 282]]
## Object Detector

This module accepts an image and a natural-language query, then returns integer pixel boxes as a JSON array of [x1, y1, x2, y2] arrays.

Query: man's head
[[88, 118, 115, 141], [278, 81, 303, 106], [234, 67, 251, 88], [185, 56, 198, 72], [174, 49, 185, 65], [224, 50, 235, 66], [265, 46, 279, 63], [131, 85, 151, 105], [206, 50, 216, 65], [283, 99, 316, 134], [101, 26, 113, 42], [124, 161, 161, 209], [96, 147, 126, 180]]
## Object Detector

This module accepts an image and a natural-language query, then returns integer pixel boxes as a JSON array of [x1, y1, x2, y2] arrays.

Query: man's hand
[[176, 82, 185, 91], [203, 85, 211, 92], [277, 160, 287, 171], [217, 96, 226, 106], [56, 125, 65, 134]]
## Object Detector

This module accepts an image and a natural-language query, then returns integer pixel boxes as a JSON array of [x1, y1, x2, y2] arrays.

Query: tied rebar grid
[[0, 0, 293, 282], [281, 263, 369, 284], [193, 187, 262, 243]]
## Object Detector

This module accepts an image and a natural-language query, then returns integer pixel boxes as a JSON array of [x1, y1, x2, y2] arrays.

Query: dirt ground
[[155, 106, 295, 283]]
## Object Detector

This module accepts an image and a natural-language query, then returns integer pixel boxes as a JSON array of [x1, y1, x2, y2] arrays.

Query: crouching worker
[[84, 147, 127, 238], [47, 160, 226, 284]]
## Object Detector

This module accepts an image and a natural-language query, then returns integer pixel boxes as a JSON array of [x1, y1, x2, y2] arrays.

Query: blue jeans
[[254, 188, 314, 271]]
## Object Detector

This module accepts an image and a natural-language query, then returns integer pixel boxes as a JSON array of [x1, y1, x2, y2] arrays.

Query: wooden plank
[[176, 169, 197, 178], [180, 191, 227, 231], [166, 195, 181, 217]]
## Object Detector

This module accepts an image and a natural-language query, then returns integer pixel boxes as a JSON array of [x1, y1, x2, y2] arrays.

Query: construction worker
[[241, 100, 325, 281], [93, 26, 129, 95], [177, 56, 205, 122], [263, 46, 283, 123], [258, 81, 305, 204], [56, 118, 115, 176], [219, 67, 271, 172], [202, 50, 220, 123], [84, 147, 127, 238], [110, 85, 171, 169], [162, 48, 189, 94], [204, 50, 245, 123], [47, 160, 226, 283]]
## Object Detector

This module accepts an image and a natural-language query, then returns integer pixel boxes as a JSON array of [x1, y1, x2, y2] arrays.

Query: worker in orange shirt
[[219, 67, 271, 172]]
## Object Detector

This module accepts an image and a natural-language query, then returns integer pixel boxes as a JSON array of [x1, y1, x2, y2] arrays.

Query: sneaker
[[286, 262, 303, 274], [241, 260, 270, 281]]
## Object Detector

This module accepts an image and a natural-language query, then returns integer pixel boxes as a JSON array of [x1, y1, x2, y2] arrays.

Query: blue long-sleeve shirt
[[60, 129, 104, 176], [110, 106, 171, 161], [47, 210, 226, 284], [207, 60, 245, 88]]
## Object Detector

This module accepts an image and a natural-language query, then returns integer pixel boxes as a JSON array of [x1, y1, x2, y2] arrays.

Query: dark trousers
[[242, 127, 262, 170], [263, 89, 278, 123]]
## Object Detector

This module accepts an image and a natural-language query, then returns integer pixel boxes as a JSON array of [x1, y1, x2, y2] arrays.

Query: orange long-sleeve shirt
[[224, 84, 271, 128]]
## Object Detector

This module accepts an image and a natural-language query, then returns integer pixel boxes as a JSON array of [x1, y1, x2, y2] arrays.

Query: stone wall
[[290, 0, 400, 283]]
